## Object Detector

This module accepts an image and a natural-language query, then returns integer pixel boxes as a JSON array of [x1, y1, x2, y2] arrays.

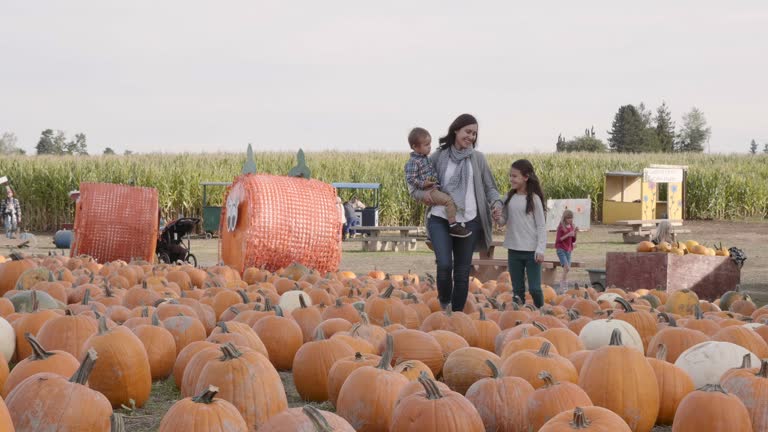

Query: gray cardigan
[[428, 148, 503, 252]]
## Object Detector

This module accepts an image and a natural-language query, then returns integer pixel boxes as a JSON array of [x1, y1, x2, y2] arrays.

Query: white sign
[[644, 168, 683, 183]]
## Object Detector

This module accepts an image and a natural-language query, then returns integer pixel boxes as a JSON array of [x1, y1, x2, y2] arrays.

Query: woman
[[427, 114, 503, 312]]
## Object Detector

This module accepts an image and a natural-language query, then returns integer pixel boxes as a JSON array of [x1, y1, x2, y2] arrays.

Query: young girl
[[652, 220, 673, 245], [498, 159, 547, 308], [555, 209, 578, 291]]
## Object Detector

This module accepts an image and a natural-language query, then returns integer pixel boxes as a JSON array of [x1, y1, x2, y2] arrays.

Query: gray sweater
[[500, 194, 547, 255], [428, 148, 503, 252]]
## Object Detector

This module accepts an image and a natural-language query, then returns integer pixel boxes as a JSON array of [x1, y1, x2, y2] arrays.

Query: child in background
[[652, 220, 674, 245], [497, 159, 547, 307], [404, 127, 471, 238], [555, 209, 578, 292]]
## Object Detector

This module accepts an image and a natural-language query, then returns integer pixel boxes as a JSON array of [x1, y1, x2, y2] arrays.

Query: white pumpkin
[[0, 316, 15, 362], [741, 323, 763, 330], [674, 341, 759, 388], [278, 290, 313, 314], [579, 318, 644, 352], [596, 293, 622, 308]]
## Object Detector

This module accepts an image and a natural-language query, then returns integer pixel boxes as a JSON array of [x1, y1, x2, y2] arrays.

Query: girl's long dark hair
[[504, 159, 546, 215], [438, 113, 478, 150]]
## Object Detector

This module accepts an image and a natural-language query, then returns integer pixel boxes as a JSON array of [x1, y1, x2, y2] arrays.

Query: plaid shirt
[[0, 197, 20, 219], [404, 152, 439, 193]]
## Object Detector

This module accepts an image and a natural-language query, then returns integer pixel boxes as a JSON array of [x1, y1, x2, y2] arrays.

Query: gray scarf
[[437, 145, 473, 215]]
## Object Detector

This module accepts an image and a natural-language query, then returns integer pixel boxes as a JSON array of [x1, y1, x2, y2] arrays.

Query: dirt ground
[[6, 220, 765, 431]]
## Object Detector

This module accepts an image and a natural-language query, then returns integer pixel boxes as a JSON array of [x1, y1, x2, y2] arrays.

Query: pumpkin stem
[[219, 342, 243, 360], [302, 405, 334, 432], [31, 290, 39, 312], [383, 312, 392, 327], [151, 312, 160, 327], [655, 344, 669, 362], [381, 285, 395, 299], [191, 385, 220, 404], [298, 294, 308, 309], [614, 297, 633, 312], [81, 288, 91, 305], [418, 375, 444, 400], [217, 321, 230, 333], [25, 333, 53, 360], [377, 334, 394, 370], [657, 312, 677, 327], [608, 328, 623, 346], [479, 308, 487, 321], [273, 305, 284, 317], [110, 413, 126, 432], [531, 321, 548, 332], [739, 353, 752, 370], [264, 297, 273, 311], [567, 309, 580, 321], [236, 289, 250, 304], [694, 303, 704, 319], [521, 327, 530, 338], [359, 312, 371, 326], [570, 407, 592, 428], [537, 342, 553, 357], [756, 360, 768, 378], [70, 348, 98, 384], [314, 327, 326, 341], [65, 308, 74, 316], [538, 370, 558, 388], [699, 383, 729, 394], [97, 315, 110, 335], [334, 298, 344, 308], [354, 352, 363, 361], [141, 307, 149, 318], [486, 359, 500, 379]]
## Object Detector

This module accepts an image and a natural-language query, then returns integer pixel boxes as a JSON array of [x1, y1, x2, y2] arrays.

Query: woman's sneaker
[[449, 223, 472, 238]]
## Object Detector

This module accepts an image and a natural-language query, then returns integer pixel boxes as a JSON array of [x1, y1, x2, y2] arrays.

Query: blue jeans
[[507, 249, 544, 308], [427, 215, 482, 312], [556, 249, 572, 267], [4, 215, 16, 239]]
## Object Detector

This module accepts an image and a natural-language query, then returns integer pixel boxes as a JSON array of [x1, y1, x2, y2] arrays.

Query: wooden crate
[[605, 252, 740, 301]]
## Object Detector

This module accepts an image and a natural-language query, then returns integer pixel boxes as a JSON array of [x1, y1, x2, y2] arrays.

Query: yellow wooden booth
[[602, 164, 687, 224]]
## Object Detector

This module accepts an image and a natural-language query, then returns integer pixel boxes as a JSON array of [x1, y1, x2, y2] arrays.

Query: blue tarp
[[332, 182, 381, 190]]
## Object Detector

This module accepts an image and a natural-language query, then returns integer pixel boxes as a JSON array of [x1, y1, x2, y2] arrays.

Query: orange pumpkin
[[647, 344, 694, 425], [539, 406, 631, 431], [721, 359, 768, 431], [464, 360, 534, 431], [501, 342, 578, 389], [526, 370, 593, 431], [443, 347, 501, 395], [292, 327, 355, 402], [327, 352, 381, 406], [157, 385, 249, 432], [2, 333, 80, 398], [391, 376, 485, 431], [578, 329, 659, 432], [258, 405, 355, 432], [671, 384, 752, 431]]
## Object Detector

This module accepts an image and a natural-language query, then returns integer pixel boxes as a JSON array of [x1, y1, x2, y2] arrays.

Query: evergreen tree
[[556, 134, 566, 152], [750, 139, 758, 154], [608, 105, 647, 152], [654, 102, 676, 153], [676, 107, 711, 152], [764, 142, 768, 154], [103, 147, 116, 155]]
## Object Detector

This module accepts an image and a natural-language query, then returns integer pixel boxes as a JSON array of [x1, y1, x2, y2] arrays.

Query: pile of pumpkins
[[637, 239, 730, 257], [0, 253, 765, 431]]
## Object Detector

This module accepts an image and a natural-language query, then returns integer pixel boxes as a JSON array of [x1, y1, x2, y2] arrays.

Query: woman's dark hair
[[438, 114, 478, 149], [504, 159, 546, 215]]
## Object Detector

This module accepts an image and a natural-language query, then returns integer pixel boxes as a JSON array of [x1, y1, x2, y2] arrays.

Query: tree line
[[0, 130, 132, 155], [557, 103, 717, 153]]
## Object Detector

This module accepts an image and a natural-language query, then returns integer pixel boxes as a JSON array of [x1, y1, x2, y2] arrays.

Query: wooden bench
[[612, 219, 689, 244], [471, 241, 582, 284], [471, 257, 585, 285], [346, 226, 426, 252]]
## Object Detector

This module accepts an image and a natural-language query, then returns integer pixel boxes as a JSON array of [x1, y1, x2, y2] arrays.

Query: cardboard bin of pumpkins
[[606, 240, 740, 301]]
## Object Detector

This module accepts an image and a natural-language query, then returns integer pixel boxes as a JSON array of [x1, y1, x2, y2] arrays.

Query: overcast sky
[[2, 1, 766, 155]]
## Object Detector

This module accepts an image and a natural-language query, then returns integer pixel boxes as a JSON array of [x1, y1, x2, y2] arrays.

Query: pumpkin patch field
[[0, 221, 765, 431]]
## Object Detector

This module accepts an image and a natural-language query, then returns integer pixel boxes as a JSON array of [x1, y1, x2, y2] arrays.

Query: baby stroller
[[157, 217, 200, 267]]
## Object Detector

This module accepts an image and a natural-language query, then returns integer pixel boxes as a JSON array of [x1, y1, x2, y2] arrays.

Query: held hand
[[491, 206, 502, 221], [535, 253, 545, 263], [422, 180, 436, 189]]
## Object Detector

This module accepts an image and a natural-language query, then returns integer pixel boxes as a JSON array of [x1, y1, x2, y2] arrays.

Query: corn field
[[1, 152, 766, 232]]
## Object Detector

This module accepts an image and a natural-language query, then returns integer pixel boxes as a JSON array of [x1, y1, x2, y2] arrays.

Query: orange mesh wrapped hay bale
[[71, 182, 159, 263], [220, 173, 342, 274]]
